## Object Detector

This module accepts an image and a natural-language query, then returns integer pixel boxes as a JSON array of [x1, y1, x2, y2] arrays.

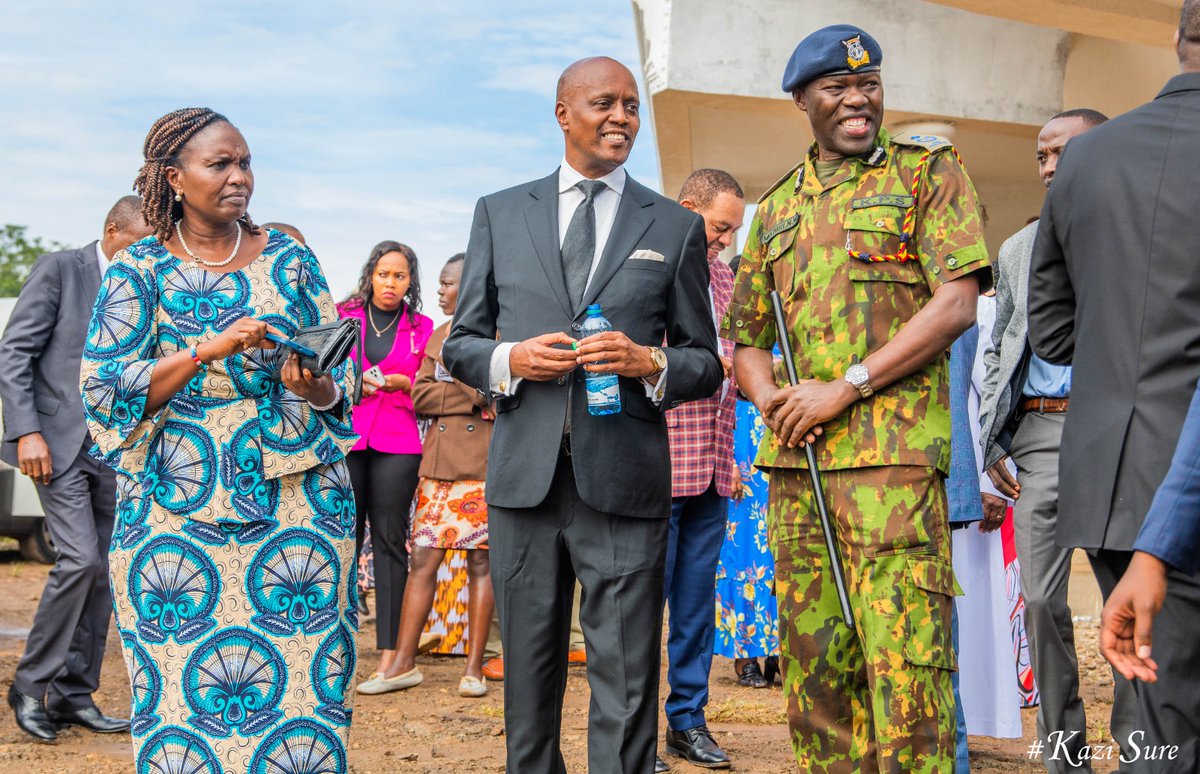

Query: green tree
[[0, 225, 68, 297]]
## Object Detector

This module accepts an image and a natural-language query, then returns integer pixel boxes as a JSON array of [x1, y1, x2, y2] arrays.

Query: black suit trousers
[[1091, 549, 1200, 773], [14, 440, 116, 709], [489, 448, 668, 774]]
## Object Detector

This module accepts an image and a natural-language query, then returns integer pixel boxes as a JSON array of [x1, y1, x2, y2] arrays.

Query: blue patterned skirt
[[109, 461, 358, 773]]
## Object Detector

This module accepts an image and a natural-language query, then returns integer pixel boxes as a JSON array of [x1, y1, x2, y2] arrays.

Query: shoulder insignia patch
[[891, 133, 954, 152], [851, 194, 915, 209], [759, 213, 800, 245], [757, 162, 804, 204]]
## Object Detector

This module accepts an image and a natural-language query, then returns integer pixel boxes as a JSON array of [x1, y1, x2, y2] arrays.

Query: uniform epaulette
[[757, 161, 804, 204], [891, 132, 954, 153]]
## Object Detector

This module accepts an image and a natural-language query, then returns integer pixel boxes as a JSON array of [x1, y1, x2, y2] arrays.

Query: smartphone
[[264, 332, 318, 358], [364, 365, 385, 386]]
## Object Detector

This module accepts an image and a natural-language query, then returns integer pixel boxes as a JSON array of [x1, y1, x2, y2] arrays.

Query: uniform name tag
[[851, 195, 914, 209], [759, 213, 799, 245]]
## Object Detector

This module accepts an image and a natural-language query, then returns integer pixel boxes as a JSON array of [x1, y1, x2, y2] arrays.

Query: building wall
[[633, 0, 1179, 252]]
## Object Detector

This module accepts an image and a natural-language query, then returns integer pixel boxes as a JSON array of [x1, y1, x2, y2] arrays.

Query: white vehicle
[[0, 297, 56, 563]]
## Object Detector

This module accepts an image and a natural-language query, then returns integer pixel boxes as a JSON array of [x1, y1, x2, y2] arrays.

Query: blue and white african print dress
[[81, 230, 360, 773]]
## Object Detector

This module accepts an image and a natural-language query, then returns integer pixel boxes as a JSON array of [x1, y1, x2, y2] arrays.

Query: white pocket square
[[628, 249, 665, 263]]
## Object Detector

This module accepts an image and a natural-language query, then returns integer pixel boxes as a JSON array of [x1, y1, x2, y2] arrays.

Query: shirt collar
[[95, 241, 110, 269], [559, 158, 627, 196]]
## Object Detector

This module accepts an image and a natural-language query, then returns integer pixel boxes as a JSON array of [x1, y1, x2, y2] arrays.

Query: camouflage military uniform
[[722, 128, 991, 773]]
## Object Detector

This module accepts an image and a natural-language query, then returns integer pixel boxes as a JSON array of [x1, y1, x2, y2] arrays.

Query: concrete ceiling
[[925, 0, 1179, 48]]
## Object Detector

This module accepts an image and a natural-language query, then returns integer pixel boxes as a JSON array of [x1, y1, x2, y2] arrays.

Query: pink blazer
[[338, 302, 434, 454]]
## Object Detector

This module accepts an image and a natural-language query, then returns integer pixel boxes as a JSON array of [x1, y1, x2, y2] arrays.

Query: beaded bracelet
[[309, 384, 343, 412], [189, 344, 204, 368]]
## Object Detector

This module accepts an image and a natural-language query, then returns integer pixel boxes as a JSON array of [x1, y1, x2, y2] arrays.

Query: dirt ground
[[0, 542, 1124, 773]]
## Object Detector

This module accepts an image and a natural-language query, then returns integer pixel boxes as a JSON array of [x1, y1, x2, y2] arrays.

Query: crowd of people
[[1, 4, 1198, 774]]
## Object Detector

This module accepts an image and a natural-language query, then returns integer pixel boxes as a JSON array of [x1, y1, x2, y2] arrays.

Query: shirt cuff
[[640, 360, 668, 405], [489, 343, 522, 396]]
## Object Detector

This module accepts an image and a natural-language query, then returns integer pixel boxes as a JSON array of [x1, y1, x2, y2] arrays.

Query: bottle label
[[586, 374, 620, 406]]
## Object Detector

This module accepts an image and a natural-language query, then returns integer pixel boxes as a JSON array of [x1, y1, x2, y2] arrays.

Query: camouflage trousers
[[766, 465, 957, 774]]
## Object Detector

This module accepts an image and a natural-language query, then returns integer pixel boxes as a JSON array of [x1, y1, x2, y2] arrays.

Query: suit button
[[571, 323, 583, 332], [466, 424, 475, 432], [556, 376, 566, 385], [438, 423, 446, 431]]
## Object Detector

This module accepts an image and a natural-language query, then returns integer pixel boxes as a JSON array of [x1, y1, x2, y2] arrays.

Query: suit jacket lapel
[[579, 176, 655, 316], [524, 171, 573, 319]]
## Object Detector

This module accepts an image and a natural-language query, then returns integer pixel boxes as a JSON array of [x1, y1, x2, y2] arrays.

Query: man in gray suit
[[1029, 3, 1200, 769], [1, 195, 149, 742], [978, 110, 1137, 771], [443, 57, 722, 773]]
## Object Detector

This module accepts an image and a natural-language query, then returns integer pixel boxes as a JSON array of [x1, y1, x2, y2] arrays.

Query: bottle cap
[[586, 303, 602, 315]]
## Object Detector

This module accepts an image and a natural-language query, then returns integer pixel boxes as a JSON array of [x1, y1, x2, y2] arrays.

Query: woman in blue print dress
[[713, 392, 780, 687], [81, 108, 359, 773]]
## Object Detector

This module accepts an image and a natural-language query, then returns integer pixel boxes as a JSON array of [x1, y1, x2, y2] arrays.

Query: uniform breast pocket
[[844, 206, 906, 260], [847, 261, 925, 352], [765, 230, 799, 300]]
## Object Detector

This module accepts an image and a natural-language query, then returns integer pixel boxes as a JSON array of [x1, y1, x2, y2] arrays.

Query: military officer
[[722, 25, 992, 773]]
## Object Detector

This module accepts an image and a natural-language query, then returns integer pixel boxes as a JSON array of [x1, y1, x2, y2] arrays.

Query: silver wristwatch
[[844, 362, 873, 399]]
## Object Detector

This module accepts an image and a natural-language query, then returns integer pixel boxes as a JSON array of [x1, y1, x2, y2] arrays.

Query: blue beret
[[781, 25, 883, 93]]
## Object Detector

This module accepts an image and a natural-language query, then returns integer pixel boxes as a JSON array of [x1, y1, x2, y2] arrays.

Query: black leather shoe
[[655, 755, 670, 772], [736, 659, 768, 688], [763, 655, 780, 685], [47, 704, 130, 734], [8, 685, 56, 743], [665, 725, 731, 769]]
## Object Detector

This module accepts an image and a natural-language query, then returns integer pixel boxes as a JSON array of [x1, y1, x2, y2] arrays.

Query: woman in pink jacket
[[338, 240, 433, 680]]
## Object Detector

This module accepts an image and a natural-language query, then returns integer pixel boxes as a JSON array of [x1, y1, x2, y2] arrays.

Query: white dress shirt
[[95, 242, 110, 277], [489, 159, 667, 401]]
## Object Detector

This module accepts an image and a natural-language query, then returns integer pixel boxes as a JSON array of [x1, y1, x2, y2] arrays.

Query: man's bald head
[[554, 57, 641, 179], [555, 57, 634, 103], [102, 194, 151, 258], [1180, 0, 1200, 71]]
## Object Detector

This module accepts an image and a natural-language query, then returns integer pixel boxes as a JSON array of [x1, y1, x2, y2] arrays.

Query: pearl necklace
[[175, 220, 242, 268]]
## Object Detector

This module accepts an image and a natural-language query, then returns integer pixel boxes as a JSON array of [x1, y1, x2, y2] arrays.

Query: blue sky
[[0, 1, 660, 320]]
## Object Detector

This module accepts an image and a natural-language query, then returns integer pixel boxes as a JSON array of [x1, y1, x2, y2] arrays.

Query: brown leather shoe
[[482, 657, 504, 681], [568, 649, 587, 665]]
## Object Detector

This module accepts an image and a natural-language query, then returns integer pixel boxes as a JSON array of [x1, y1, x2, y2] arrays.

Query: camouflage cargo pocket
[[901, 555, 958, 671]]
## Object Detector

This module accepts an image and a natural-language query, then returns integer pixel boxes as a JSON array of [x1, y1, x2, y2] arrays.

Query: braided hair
[[133, 107, 260, 241], [342, 240, 422, 326]]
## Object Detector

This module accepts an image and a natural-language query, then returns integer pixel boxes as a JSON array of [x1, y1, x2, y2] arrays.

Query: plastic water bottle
[[581, 304, 621, 416]]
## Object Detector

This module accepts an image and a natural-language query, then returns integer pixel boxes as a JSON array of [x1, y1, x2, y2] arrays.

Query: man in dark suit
[[443, 57, 722, 774], [1028, 2, 1200, 768], [1100, 376, 1200, 771], [1, 195, 150, 742]]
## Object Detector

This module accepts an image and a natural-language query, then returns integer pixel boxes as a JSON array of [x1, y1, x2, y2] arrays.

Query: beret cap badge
[[842, 35, 870, 69]]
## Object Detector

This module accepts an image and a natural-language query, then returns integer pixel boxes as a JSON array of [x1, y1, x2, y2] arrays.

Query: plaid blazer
[[666, 258, 737, 497]]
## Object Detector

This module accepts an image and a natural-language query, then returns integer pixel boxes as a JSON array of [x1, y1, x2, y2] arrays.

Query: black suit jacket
[[0, 243, 104, 476], [1028, 72, 1200, 550], [443, 171, 722, 518]]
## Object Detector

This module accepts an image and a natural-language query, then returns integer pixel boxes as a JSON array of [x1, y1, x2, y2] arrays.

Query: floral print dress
[[80, 230, 359, 773]]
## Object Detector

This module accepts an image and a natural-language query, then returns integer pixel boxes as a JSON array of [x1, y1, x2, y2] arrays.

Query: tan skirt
[[411, 477, 488, 549]]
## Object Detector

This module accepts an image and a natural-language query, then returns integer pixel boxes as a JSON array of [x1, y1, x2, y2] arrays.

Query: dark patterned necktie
[[561, 179, 607, 310]]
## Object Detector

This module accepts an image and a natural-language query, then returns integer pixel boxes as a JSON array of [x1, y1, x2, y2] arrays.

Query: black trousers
[[347, 448, 420, 650], [1090, 549, 1200, 773], [489, 449, 668, 774], [14, 441, 116, 709]]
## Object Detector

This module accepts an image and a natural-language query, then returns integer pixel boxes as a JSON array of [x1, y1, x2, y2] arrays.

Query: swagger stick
[[770, 290, 855, 630]]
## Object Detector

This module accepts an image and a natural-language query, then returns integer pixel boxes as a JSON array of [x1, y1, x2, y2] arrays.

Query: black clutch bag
[[264, 318, 362, 403], [288, 319, 358, 378]]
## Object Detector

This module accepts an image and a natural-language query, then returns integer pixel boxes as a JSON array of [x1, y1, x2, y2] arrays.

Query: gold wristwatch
[[647, 346, 668, 377]]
